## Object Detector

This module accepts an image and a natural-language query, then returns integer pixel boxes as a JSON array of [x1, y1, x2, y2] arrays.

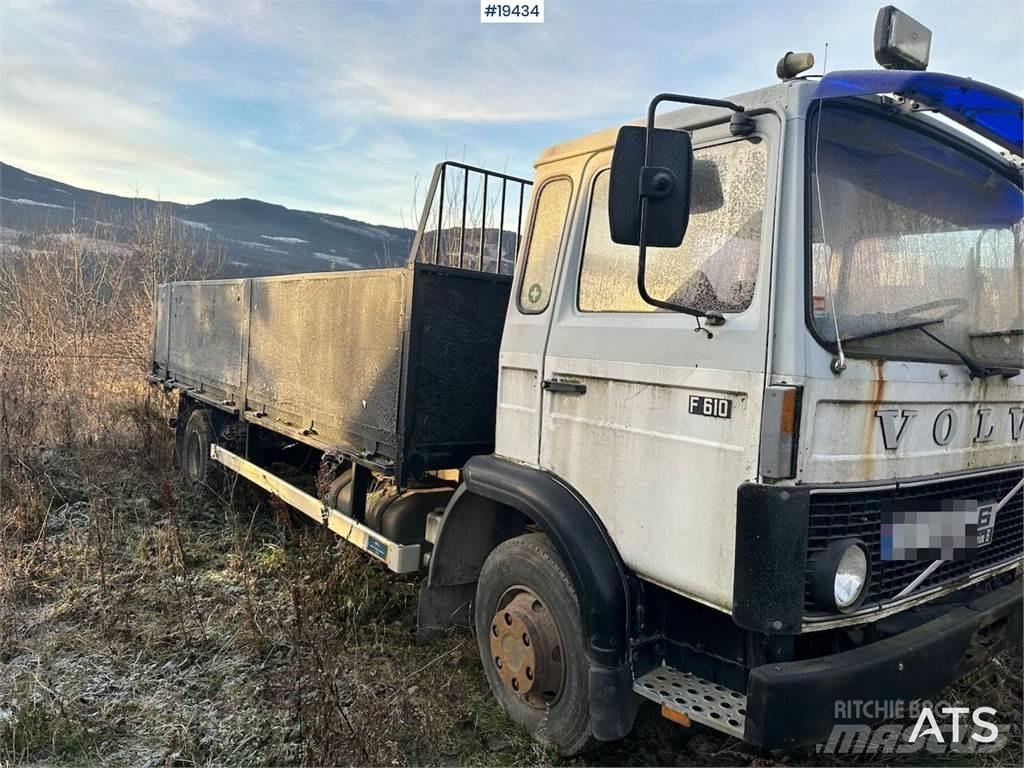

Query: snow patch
[[314, 252, 361, 268], [260, 235, 307, 244], [1, 196, 70, 210], [238, 240, 288, 255], [176, 218, 211, 231], [319, 217, 390, 239]]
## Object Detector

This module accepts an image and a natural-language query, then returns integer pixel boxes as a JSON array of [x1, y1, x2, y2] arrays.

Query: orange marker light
[[660, 705, 692, 728], [779, 386, 797, 436]]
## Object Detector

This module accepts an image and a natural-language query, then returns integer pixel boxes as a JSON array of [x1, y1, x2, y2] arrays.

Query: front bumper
[[742, 579, 1023, 750]]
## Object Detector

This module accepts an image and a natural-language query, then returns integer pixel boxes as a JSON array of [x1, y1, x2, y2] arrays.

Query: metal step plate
[[634, 665, 747, 738]]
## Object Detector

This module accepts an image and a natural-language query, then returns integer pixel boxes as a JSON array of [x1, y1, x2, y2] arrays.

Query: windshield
[[808, 100, 1024, 370]]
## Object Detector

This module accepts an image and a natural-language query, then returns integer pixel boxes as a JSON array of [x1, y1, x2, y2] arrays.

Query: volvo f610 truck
[[150, 8, 1023, 753]]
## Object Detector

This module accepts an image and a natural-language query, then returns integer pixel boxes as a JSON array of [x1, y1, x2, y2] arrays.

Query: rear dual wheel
[[475, 533, 594, 756], [176, 407, 217, 489]]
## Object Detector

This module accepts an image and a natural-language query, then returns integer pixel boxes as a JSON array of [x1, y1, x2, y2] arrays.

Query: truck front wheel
[[474, 533, 595, 756]]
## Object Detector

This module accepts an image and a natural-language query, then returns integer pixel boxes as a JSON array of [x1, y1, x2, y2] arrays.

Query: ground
[[1, 431, 1020, 767]]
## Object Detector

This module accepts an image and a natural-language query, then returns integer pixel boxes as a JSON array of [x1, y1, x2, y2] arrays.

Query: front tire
[[474, 533, 595, 756]]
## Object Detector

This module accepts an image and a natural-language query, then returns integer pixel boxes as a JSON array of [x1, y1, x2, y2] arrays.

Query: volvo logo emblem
[[876, 406, 1023, 450]]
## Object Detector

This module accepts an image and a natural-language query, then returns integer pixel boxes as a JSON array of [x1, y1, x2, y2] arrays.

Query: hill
[[0, 163, 414, 276]]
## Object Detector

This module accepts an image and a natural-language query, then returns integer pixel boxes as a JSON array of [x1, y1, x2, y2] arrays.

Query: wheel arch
[[423, 455, 635, 741]]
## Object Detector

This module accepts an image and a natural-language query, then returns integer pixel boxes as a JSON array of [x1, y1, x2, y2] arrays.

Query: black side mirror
[[608, 125, 693, 247], [605, 92, 752, 329]]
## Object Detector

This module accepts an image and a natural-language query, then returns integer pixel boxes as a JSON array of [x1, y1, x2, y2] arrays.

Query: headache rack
[[411, 161, 531, 275]]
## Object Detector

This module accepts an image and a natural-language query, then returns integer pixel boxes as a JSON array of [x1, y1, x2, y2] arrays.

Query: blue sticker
[[366, 537, 388, 560]]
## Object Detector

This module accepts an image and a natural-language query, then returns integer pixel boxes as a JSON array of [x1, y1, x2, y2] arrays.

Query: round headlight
[[833, 544, 868, 609], [812, 539, 870, 612]]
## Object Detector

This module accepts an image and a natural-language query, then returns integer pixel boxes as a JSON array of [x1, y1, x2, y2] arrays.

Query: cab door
[[495, 164, 577, 464], [539, 119, 780, 610]]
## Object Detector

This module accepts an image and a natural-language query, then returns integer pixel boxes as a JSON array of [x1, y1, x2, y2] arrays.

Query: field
[[1, 219, 1019, 766]]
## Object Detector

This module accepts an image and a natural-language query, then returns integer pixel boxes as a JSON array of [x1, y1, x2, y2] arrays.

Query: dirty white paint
[[794, 360, 1024, 483], [494, 356, 542, 463], [540, 360, 763, 608]]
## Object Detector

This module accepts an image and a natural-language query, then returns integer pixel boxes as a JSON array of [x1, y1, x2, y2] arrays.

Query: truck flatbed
[[151, 261, 512, 481], [151, 162, 531, 484]]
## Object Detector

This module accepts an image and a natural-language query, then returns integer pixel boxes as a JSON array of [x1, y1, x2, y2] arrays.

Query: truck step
[[633, 665, 747, 739], [210, 445, 421, 573]]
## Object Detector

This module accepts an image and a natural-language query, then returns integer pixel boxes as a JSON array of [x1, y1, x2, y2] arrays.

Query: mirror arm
[[635, 93, 748, 330], [645, 93, 755, 143]]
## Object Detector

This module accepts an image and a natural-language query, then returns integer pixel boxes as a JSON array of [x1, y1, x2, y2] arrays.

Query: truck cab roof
[[535, 80, 807, 168], [537, 72, 1024, 169]]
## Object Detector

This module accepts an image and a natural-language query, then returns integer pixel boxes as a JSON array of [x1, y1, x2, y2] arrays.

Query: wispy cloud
[[2, 0, 1021, 225]]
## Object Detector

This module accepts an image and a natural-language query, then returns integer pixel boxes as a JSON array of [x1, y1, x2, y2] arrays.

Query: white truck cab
[[500, 72, 1022, 624], [152, 7, 1022, 754], [478, 59, 1022, 747]]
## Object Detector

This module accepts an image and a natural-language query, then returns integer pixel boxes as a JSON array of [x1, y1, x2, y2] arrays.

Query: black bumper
[[742, 579, 1023, 750]]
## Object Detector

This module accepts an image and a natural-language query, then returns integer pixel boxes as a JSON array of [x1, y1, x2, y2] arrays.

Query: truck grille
[[804, 467, 1023, 613]]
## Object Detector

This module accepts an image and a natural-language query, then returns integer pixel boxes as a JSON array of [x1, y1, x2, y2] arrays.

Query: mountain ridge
[[0, 162, 414, 276]]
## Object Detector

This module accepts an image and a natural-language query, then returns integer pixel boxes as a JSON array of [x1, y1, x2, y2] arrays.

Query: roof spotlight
[[776, 51, 815, 80], [874, 5, 931, 71]]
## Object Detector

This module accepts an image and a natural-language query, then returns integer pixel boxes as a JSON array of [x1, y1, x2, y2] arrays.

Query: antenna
[[822, 41, 830, 74]]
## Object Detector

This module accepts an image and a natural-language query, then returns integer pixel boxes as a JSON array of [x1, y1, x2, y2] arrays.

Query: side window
[[518, 177, 573, 313], [579, 139, 767, 313]]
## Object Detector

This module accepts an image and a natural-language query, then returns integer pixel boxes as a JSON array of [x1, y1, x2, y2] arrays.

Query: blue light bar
[[814, 70, 1023, 156]]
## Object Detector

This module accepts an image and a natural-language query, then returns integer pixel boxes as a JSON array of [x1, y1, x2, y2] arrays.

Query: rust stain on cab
[[864, 359, 887, 463]]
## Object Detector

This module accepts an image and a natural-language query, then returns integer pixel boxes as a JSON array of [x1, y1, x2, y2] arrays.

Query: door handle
[[542, 379, 587, 395]]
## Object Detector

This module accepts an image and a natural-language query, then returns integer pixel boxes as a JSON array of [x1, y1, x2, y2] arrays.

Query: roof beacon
[[776, 52, 815, 80]]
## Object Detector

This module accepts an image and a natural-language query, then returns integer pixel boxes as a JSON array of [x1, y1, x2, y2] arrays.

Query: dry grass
[[0, 212, 1019, 767]]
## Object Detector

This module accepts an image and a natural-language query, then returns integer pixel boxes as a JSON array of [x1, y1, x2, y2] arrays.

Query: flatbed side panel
[[246, 269, 407, 460], [401, 264, 511, 479], [162, 279, 247, 403]]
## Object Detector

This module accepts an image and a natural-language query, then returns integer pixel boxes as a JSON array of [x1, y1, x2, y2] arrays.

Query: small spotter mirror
[[874, 5, 931, 71]]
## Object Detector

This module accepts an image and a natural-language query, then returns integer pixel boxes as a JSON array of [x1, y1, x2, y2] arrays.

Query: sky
[[1, 0, 1022, 227]]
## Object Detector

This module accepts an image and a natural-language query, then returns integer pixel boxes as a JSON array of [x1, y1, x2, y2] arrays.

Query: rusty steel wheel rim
[[488, 586, 565, 709]]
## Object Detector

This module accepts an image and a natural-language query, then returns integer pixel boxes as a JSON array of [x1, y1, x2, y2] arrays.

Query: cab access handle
[[542, 379, 587, 395]]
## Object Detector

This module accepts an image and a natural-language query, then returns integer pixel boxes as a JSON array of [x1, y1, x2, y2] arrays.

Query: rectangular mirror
[[608, 125, 693, 247]]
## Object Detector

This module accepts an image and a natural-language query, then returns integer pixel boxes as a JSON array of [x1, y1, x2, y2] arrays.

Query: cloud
[[2, 0, 1021, 226]]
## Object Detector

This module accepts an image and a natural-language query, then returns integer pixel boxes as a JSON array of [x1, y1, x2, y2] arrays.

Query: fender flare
[[426, 455, 634, 740]]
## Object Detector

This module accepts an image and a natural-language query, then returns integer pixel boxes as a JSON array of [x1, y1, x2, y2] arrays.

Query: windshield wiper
[[917, 328, 1020, 379], [840, 319, 1020, 379], [839, 318, 943, 343]]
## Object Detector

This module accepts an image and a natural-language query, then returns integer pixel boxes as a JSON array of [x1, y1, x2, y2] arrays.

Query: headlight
[[812, 539, 870, 612]]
